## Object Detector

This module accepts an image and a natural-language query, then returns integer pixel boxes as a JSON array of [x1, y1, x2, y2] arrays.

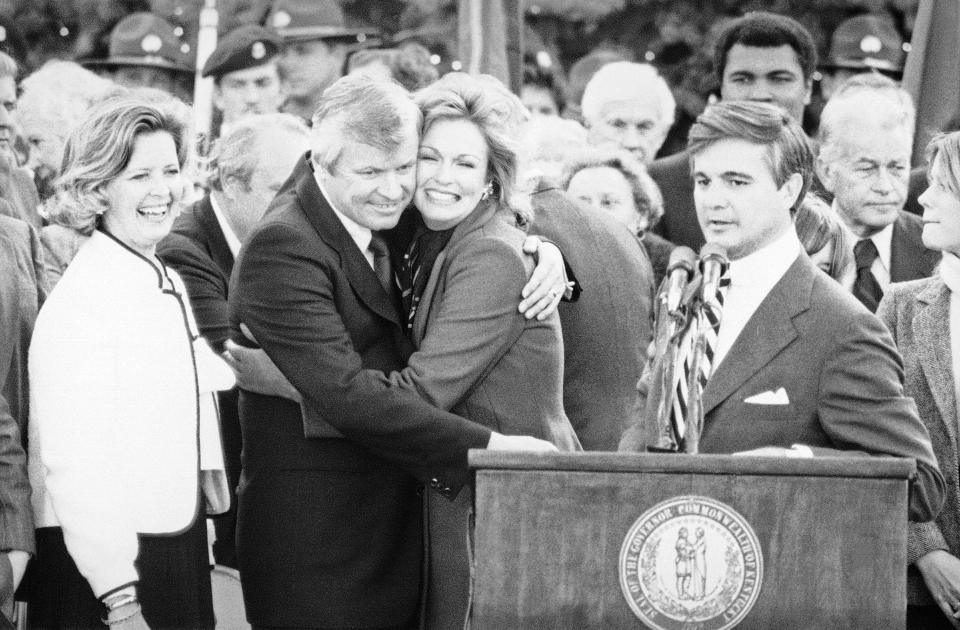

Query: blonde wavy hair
[[414, 72, 532, 225], [44, 94, 190, 235]]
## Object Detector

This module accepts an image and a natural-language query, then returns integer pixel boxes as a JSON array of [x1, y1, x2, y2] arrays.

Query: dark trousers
[[27, 513, 213, 630], [907, 604, 956, 630]]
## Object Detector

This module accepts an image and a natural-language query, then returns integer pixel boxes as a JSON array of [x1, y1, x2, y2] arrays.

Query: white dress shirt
[[714, 228, 802, 368], [834, 201, 894, 291], [209, 193, 243, 259], [313, 171, 375, 269]]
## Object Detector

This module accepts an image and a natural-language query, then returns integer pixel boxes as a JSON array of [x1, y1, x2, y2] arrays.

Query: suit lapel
[[410, 199, 500, 346], [913, 280, 957, 445], [195, 196, 235, 278], [294, 156, 401, 326], [890, 213, 932, 282], [702, 255, 809, 415]]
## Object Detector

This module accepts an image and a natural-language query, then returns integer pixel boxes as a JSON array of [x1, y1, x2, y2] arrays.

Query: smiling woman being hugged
[[26, 96, 236, 630], [380, 72, 581, 629]]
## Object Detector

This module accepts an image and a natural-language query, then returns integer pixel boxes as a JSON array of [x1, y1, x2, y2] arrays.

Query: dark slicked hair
[[713, 11, 818, 83], [688, 100, 814, 213]]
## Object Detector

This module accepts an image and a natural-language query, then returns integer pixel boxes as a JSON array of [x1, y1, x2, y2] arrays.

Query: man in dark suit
[[649, 12, 818, 250], [157, 113, 310, 570], [816, 73, 939, 312], [0, 215, 42, 625], [620, 101, 943, 523], [229, 76, 559, 629], [529, 180, 656, 450]]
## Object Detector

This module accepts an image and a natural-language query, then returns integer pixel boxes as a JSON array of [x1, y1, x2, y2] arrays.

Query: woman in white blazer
[[27, 96, 234, 629]]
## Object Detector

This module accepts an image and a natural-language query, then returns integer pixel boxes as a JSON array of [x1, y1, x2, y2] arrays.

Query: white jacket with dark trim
[[28, 229, 234, 597]]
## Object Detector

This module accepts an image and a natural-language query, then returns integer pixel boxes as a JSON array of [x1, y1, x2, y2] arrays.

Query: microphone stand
[[651, 298, 692, 451], [683, 304, 710, 454], [683, 245, 727, 454]]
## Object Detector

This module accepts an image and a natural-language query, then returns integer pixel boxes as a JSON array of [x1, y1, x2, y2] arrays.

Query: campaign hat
[[82, 12, 192, 74], [821, 14, 904, 76], [265, 0, 379, 46]]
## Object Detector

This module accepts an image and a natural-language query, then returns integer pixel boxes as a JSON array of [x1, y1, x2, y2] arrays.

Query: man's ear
[[803, 76, 813, 106], [220, 173, 240, 201], [815, 153, 835, 194], [779, 172, 804, 210]]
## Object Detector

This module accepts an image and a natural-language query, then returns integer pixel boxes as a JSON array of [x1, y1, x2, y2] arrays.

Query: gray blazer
[[391, 200, 580, 451], [0, 215, 42, 616], [878, 275, 958, 605]]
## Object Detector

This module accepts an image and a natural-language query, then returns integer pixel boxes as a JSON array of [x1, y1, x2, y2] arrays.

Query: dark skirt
[[26, 511, 213, 630], [423, 488, 473, 630]]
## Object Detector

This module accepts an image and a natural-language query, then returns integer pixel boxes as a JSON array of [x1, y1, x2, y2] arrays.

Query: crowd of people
[[0, 2, 959, 629]]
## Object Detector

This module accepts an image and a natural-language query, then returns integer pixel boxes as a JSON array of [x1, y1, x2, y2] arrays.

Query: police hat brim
[[819, 58, 903, 76], [279, 25, 380, 44], [81, 55, 193, 75]]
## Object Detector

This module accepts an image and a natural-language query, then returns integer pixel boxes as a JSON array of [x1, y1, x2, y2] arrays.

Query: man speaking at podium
[[620, 100, 944, 522]]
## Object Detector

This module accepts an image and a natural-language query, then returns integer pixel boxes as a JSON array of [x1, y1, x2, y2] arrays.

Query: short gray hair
[[818, 73, 915, 166], [0, 50, 17, 80], [18, 61, 116, 143], [560, 145, 664, 227], [580, 62, 676, 129], [310, 74, 420, 174], [211, 113, 309, 191]]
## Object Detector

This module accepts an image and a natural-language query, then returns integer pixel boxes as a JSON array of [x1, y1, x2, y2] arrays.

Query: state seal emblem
[[619, 496, 763, 630]]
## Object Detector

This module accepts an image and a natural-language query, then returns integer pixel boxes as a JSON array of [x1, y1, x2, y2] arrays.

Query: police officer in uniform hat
[[202, 25, 284, 133], [266, 0, 380, 123], [82, 11, 194, 101], [819, 13, 906, 100]]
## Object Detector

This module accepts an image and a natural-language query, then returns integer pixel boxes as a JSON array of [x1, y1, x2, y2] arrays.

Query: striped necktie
[[671, 276, 731, 441]]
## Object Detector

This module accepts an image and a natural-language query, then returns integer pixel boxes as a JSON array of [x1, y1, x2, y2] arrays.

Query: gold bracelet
[[103, 592, 138, 611], [101, 602, 141, 626]]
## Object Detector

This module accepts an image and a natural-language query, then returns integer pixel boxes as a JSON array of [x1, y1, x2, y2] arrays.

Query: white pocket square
[[744, 387, 789, 405]]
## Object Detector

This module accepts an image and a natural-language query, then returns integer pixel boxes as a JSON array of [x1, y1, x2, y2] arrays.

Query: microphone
[[664, 246, 697, 316], [681, 243, 729, 454], [698, 243, 729, 303]]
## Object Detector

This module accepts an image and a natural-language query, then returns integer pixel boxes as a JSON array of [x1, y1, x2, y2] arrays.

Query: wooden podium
[[468, 451, 914, 629]]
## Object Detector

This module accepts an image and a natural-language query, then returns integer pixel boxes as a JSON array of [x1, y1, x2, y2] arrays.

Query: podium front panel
[[470, 453, 910, 630]]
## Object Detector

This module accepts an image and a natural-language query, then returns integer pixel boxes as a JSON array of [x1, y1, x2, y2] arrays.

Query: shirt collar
[[941, 253, 960, 294], [726, 227, 802, 289], [209, 194, 242, 258], [313, 168, 372, 254], [832, 200, 893, 272]]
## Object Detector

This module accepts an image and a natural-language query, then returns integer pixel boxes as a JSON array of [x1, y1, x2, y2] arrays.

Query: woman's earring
[[480, 181, 494, 201]]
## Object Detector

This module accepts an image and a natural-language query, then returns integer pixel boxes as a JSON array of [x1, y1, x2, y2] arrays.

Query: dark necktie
[[852, 239, 883, 313], [368, 234, 394, 296]]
